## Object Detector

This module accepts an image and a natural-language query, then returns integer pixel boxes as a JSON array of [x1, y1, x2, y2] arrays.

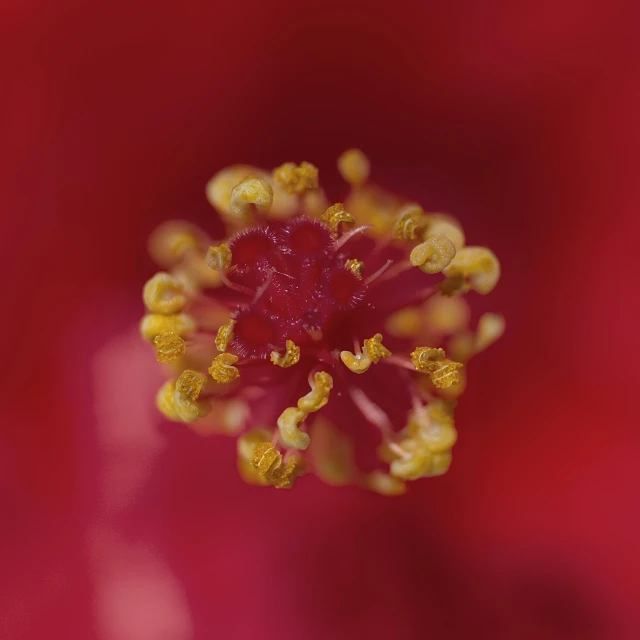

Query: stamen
[[410, 347, 446, 373], [143, 272, 186, 314], [140, 313, 196, 340], [277, 407, 310, 450], [208, 353, 240, 383], [340, 351, 372, 374], [297, 371, 334, 413], [320, 203, 355, 234], [425, 214, 466, 250], [270, 339, 301, 368], [229, 176, 273, 219], [273, 162, 319, 195], [341, 333, 391, 372], [393, 203, 427, 240], [251, 442, 298, 488], [148, 221, 201, 267], [442, 246, 501, 294], [430, 362, 463, 388], [337, 149, 370, 186], [362, 333, 392, 364], [410, 347, 463, 389], [344, 258, 364, 279], [409, 234, 456, 274], [215, 320, 235, 352], [153, 332, 186, 363], [475, 312, 506, 352], [205, 243, 232, 271], [206, 243, 254, 295], [156, 379, 179, 421], [362, 471, 407, 496], [173, 370, 211, 423]]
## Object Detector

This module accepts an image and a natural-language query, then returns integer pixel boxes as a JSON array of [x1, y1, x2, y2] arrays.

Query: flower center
[[227, 217, 365, 358]]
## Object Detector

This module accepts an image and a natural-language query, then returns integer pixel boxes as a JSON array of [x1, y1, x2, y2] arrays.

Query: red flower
[[1, 1, 638, 638]]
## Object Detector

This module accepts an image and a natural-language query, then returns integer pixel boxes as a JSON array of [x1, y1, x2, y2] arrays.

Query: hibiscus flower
[[1, 1, 638, 639]]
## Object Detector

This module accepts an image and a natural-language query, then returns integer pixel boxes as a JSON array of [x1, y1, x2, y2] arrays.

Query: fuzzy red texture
[[1, 1, 639, 639]]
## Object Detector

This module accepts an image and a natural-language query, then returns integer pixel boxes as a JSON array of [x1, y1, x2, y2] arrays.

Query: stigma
[[141, 150, 503, 492]]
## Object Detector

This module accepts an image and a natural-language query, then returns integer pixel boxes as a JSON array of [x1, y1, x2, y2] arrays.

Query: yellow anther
[[411, 346, 446, 373], [423, 296, 470, 335], [340, 351, 372, 374], [411, 347, 463, 388], [393, 204, 427, 240], [237, 428, 271, 463], [363, 471, 407, 496], [425, 214, 466, 250], [153, 332, 186, 363], [270, 340, 301, 368], [215, 320, 235, 352], [273, 162, 319, 195], [205, 243, 232, 271], [386, 308, 422, 338], [443, 246, 501, 294], [430, 361, 463, 389], [229, 176, 273, 219], [143, 272, 186, 314], [410, 234, 457, 274], [337, 149, 370, 186], [156, 380, 179, 421], [252, 441, 281, 475], [297, 371, 334, 413], [320, 203, 355, 233], [390, 402, 457, 480], [140, 313, 196, 341], [208, 353, 240, 383], [148, 221, 201, 267], [344, 258, 365, 279], [176, 369, 206, 401], [475, 312, 506, 352], [363, 333, 392, 364], [173, 370, 210, 423], [277, 407, 310, 450], [251, 442, 298, 488]]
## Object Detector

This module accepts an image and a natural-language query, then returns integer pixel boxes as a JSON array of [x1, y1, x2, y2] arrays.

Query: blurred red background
[[1, 0, 638, 638]]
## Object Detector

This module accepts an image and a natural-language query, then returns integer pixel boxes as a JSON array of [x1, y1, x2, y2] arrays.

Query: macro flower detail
[[140, 150, 503, 492]]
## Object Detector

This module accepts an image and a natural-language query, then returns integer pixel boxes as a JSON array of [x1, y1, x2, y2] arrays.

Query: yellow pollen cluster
[[340, 333, 392, 374], [156, 370, 211, 423], [390, 402, 457, 480], [215, 320, 235, 352], [393, 204, 427, 240], [277, 372, 334, 450], [320, 203, 355, 234], [143, 272, 186, 314], [337, 149, 370, 186], [344, 258, 365, 279], [442, 246, 501, 295], [206, 243, 232, 271], [153, 332, 186, 363], [208, 353, 240, 383], [411, 347, 463, 389], [410, 234, 457, 274], [270, 340, 301, 368], [273, 161, 319, 195], [424, 213, 465, 250], [251, 442, 299, 489], [140, 313, 196, 341], [229, 176, 273, 219]]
